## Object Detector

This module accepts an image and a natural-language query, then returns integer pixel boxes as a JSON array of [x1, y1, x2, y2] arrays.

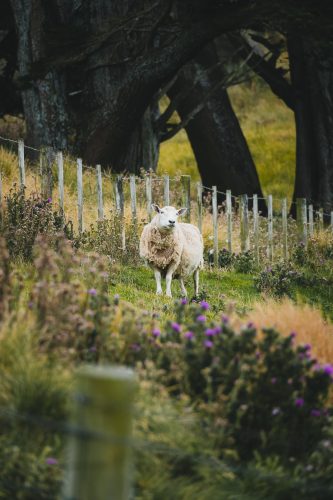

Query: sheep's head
[[152, 204, 187, 231]]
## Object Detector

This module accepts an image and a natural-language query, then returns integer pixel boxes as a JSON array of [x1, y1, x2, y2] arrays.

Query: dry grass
[[234, 298, 333, 364]]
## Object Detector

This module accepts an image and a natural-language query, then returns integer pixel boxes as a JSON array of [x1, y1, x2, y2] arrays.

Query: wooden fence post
[[40, 146, 54, 199], [96, 165, 104, 220], [240, 194, 249, 252], [212, 186, 218, 267], [308, 204, 314, 238], [115, 175, 125, 250], [163, 175, 170, 206], [281, 198, 288, 260], [130, 175, 137, 221], [77, 158, 83, 233], [318, 208, 324, 232], [196, 182, 202, 234], [181, 175, 191, 222], [226, 189, 232, 253], [296, 198, 307, 246], [253, 194, 259, 264], [18, 138, 25, 190], [145, 173, 152, 221], [63, 365, 137, 500], [57, 152, 64, 216], [267, 194, 273, 262]]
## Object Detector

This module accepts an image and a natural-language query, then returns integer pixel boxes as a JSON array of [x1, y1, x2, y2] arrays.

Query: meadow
[[0, 82, 333, 499]]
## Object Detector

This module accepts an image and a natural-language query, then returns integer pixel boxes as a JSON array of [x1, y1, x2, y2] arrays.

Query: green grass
[[112, 265, 258, 320]]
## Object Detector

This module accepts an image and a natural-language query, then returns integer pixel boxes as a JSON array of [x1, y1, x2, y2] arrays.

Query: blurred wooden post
[[77, 158, 83, 233], [196, 182, 202, 234], [281, 198, 288, 260], [18, 139, 25, 190], [57, 152, 64, 216], [253, 194, 259, 264], [96, 165, 104, 220], [130, 175, 137, 221], [308, 204, 314, 237], [181, 175, 191, 222], [296, 198, 307, 246], [267, 194, 273, 262], [226, 189, 232, 253], [163, 175, 170, 206], [318, 208, 324, 232], [145, 173, 152, 221], [40, 146, 54, 199], [212, 186, 218, 267], [115, 175, 125, 250], [63, 365, 137, 500], [240, 194, 249, 252]]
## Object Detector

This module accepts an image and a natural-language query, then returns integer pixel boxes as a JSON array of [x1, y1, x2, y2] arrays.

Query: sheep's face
[[152, 205, 187, 231]]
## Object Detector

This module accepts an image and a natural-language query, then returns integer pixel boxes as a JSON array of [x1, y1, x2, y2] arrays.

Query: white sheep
[[139, 204, 204, 297]]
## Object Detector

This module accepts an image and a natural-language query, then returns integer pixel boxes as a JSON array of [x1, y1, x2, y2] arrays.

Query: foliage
[[75, 214, 140, 265], [0, 189, 62, 261], [254, 262, 299, 297]]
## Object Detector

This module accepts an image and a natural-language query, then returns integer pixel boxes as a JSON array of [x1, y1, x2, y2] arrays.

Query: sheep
[[139, 204, 204, 298]]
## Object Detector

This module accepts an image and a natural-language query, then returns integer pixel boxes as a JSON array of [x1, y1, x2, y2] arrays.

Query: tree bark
[[288, 35, 333, 215], [168, 43, 266, 211]]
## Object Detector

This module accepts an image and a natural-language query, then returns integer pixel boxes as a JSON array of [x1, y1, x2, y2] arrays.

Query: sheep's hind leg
[[180, 277, 187, 297], [193, 269, 199, 297], [154, 269, 163, 295]]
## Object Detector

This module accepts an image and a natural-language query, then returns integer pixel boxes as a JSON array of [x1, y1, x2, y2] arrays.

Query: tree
[[162, 40, 266, 210]]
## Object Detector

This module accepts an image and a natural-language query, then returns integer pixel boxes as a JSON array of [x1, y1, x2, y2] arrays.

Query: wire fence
[[1, 135, 333, 265]]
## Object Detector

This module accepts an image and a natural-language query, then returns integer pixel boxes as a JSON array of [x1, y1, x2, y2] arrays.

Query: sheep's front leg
[[180, 278, 187, 297], [193, 268, 199, 297], [154, 269, 163, 295], [165, 266, 177, 298]]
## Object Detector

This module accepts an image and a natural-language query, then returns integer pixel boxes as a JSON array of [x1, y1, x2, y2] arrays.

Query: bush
[[0, 189, 62, 261], [254, 262, 299, 297]]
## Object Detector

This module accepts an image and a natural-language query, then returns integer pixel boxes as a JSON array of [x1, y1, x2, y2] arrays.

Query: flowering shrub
[[254, 262, 299, 297], [0, 189, 61, 261]]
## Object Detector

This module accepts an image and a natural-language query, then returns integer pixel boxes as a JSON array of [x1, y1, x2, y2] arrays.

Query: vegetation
[[0, 184, 332, 498]]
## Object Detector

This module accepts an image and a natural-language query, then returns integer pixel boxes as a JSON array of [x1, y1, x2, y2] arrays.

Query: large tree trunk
[[288, 35, 333, 215], [168, 43, 266, 211], [9, 0, 226, 172]]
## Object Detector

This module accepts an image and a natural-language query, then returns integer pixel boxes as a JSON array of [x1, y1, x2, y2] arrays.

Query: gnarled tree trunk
[[168, 43, 266, 211], [288, 35, 333, 215]]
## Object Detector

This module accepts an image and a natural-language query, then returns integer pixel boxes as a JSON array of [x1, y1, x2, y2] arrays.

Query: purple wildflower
[[200, 301, 210, 311], [255, 350, 261, 360], [171, 322, 181, 333], [180, 298, 188, 305], [130, 343, 141, 352], [214, 326, 222, 334], [152, 328, 161, 338], [295, 397, 305, 408], [290, 332, 297, 339], [310, 409, 321, 417], [304, 343, 311, 351], [271, 377, 277, 384], [196, 315, 206, 323], [323, 364, 333, 377], [46, 197, 52, 203], [272, 407, 281, 416], [89, 346, 97, 352], [184, 331, 195, 340], [205, 328, 216, 337], [88, 288, 97, 296], [247, 322, 255, 329], [204, 340, 213, 349], [46, 457, 58, 465], [222, 314, 229, 324]]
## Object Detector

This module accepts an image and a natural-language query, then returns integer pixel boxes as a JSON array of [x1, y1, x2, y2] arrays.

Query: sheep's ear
[[152, 204, 161, 213], [177, 208, 187, 216]]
